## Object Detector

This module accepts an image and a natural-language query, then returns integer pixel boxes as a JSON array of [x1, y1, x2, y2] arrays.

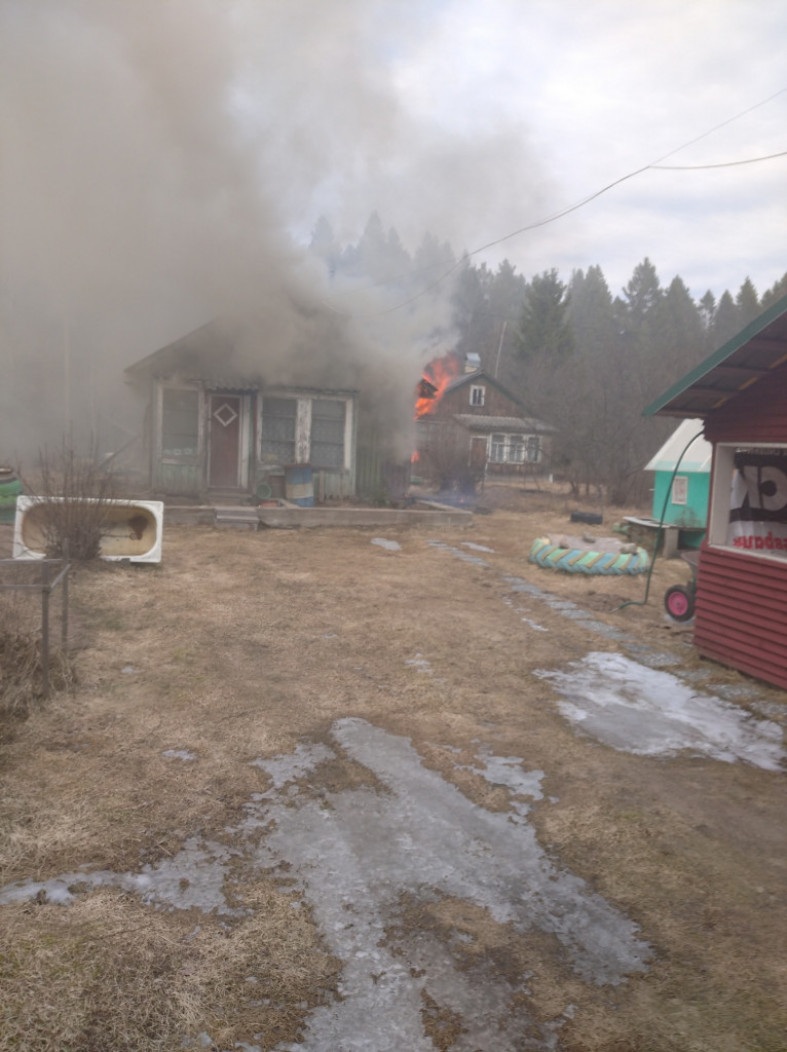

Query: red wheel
[[664, 584, 694, 622]]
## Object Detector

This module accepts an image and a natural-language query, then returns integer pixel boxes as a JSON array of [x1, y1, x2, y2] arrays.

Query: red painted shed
[[645, 294, 787, 690]]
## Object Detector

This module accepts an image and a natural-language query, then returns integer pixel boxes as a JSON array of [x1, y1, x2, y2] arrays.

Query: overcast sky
[[306, 0, 787, 303], [2, 0, 786, 359]]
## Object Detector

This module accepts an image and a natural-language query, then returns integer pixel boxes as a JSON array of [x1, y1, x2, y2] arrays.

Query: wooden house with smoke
[[645, 292, 787, 690], [415, 353, 555, 487], [125, 319, 371, 503]]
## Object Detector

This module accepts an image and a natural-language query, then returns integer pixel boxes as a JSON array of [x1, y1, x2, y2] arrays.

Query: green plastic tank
[[0, 466, 23, 523]]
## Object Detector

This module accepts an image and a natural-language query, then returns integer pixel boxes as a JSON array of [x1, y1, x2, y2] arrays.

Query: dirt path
[[1, 497, 785, 1051]]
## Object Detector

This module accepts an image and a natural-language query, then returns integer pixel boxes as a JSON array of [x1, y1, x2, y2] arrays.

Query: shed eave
[[643, 293, 787, 418]]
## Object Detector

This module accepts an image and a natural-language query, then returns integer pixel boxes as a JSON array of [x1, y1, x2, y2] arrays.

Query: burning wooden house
[[645, 292, 787, 690], [414, 353, 555, 487]]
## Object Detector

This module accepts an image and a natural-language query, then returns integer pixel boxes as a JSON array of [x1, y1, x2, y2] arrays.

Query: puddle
[[371, 537, 400, 551], [1, 721, 650, 1051], [534, 652, 785, 770]]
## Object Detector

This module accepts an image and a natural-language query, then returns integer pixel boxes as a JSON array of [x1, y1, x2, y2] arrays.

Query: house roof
[[124, 320, 240, 381], [644, 418, 712, 473], [644, 293, 787, 418], [453, 414, 556, 434], [443, 368, 524, 407]]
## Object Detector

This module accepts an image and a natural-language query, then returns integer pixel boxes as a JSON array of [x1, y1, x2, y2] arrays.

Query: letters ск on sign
[[727, 450, 787, 555]]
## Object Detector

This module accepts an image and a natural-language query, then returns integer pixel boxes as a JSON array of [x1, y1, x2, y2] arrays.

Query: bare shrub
[[24, 440, 117, 561]]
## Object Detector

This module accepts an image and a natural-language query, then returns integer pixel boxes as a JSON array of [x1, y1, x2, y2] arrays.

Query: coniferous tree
[[516, 269, 573, 362], [698, 290, 716, 330], [710, 290, 740, 348], [618, 257, 663, 332], [735, 277, 759, 327]]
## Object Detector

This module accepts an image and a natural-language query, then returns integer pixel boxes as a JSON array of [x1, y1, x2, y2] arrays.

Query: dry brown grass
[[0, 488, 785, 1051], [0, 563, 74, 723]]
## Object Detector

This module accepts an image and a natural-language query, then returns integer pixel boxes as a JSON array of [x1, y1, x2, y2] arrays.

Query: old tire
[[664, 584, 694, 621], [529, 537, 650, 575]]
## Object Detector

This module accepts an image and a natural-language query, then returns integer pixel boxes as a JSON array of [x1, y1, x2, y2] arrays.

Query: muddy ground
[[0, 485, 785, 1051]]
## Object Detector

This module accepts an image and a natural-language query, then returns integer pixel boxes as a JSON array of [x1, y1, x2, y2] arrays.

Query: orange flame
[[415, 353, 462, 419]]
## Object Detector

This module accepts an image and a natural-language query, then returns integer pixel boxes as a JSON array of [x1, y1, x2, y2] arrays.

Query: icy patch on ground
[[0, 838, 241, 913], [535, 652, 785, 770], [249, 742, 334, 790], [240, 720, 648, 1052], [2, 722, 650, 1050], [462, 541, 495, 553], [460, 747, 545, 817], [371, 537, 400, 551], [162, 748, 197, 762]]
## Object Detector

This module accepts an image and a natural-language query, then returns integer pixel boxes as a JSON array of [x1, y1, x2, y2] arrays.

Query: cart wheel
[[664, 584, 694, 622]]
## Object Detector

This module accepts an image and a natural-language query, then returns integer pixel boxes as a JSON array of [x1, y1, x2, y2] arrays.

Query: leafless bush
[[24, 440, 117, 560]]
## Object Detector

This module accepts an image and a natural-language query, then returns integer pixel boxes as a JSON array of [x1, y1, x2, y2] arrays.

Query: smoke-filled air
[[0, 0, 546, 464]]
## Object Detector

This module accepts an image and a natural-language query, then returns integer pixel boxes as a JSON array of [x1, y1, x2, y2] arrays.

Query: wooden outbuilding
[[644, 418, 712, 548], [645, 293, 787, 690]]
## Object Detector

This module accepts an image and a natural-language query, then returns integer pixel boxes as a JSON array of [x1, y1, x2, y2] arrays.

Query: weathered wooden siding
[[435, 378, 522, 420], [153, 461, 203, 496], [694, 546, 787, 690], [704, 362, 787, 443]]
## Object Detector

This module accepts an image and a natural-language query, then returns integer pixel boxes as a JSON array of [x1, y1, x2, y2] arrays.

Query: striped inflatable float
[[529, 536, 650, 575]]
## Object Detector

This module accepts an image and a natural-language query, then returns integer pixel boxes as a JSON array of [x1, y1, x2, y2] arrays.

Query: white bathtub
[[13, 496, 164, 564]]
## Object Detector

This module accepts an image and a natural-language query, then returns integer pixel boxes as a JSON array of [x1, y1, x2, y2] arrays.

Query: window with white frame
[[708, 444, 787, 560], [470, 385, 485, 407], [508, 435, 525, 463], [489, 433, 506, 462], [261, 394, 351, 469], [488, 433, 538, 464]]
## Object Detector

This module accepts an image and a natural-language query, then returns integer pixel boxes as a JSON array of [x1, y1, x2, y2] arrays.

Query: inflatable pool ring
[[529, 535, 650, 575]]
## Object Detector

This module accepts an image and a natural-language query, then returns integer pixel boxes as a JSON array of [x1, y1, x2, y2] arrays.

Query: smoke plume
[[0, 0, 545, 464]]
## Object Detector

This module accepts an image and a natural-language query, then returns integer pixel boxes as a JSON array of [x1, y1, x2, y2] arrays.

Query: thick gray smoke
[[0, 0, 546, 464]]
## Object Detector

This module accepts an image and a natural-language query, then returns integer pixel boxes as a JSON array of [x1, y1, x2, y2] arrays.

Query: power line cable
[[339, 88, 786, 317]]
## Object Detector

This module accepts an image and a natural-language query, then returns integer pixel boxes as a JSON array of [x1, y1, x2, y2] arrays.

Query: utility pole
[[494, 320, 507, 379]]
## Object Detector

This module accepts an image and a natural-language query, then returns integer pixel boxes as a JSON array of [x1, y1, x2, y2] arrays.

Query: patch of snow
[[404, 653, 432, 674], [462, 748, 545, 817], [534, 652, 785, 770], [521, 616, 548, 632], [461, 541, 495, 553], [0, 838, 241, 914], [250, 742, 335, 790], [371, 537, 400, 551], [163, 748, 197, 762], [1, 720, 652, 1050]]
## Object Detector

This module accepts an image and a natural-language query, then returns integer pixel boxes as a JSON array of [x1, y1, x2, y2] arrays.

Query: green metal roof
[[644, 293, 787, 418]]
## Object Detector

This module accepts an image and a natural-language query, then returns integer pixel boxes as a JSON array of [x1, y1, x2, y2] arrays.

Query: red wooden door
[[209, 395, 241, 487]]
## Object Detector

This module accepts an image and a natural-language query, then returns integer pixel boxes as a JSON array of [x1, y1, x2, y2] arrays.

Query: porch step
[[213, 506, 259, 530]]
